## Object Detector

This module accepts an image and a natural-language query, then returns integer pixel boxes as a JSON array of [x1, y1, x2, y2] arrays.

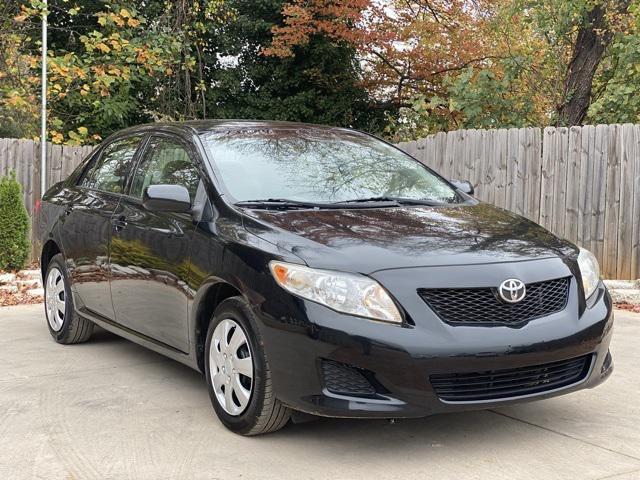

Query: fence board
[[506, 128, 520, 214], [591, 125, 608, 262], [617, 124, 636, 279], [0, 140, 7, 176], [602, 125, 621, 279], [565, 127, 582, 243], [554, 128, 569, 239], [578, 125, 595, 250], [478, 130, 492, 205], [443, 129, 456, 180], [435, 131, 447, 178], [540, 127, 556, 229], [465, 129, 477, 184], [631, 126, 640, 279], [494, 129, 507, 209], [526, 128, 542, 223]]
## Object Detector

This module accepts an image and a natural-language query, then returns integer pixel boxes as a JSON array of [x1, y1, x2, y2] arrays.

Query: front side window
[[80, 136, 141, 193], [200, 128, 460, 204], [130, 137, 200, 199]]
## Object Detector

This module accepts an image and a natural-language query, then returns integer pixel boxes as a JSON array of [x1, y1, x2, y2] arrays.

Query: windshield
[[200, 128, 461, 205]]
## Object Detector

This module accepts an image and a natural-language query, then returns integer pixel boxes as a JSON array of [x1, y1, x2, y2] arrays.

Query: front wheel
[[44, 253, 94, 344], [204, 297, 291, 435]]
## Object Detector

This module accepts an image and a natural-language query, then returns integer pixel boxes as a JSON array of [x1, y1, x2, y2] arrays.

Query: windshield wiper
[[337, 196, 447, 206], [235, 198, 402, 210], [235, 199, 321, 210], [234, 198, 360, 210]]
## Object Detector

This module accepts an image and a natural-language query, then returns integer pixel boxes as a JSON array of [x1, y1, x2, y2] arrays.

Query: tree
[[4, 0, 227, 144], [267, 0, 640, 135], [2, 0, 383, 142], [205, 0, 384, 131], [4, 0, 640, 144], [265, 1, 498, 128], [0, 172, 30, 271], [554, 1, 632, 125], [490, 0, 636, 127], [588, 7, 640, 124], [0, 1, 40, 139]]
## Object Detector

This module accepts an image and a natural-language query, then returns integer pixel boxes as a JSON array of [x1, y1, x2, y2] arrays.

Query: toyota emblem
[[498, 279, 526, 303]]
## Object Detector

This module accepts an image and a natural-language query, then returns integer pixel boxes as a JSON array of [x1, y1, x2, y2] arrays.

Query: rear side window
[[80, 136, 141, 193], [130, 137, 200, 199]]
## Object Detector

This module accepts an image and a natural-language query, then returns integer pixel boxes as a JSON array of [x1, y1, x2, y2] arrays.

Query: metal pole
[[40, 0, 47, 197]]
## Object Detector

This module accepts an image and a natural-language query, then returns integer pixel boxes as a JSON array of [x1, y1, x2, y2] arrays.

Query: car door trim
[[77, 305, 192, 358]]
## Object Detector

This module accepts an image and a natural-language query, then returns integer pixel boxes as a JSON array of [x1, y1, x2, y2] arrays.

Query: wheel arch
[[40, 240, 62, 279], [192, 279, 244, 373]]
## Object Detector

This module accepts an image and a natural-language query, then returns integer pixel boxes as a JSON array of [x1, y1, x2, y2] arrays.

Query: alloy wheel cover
[[209, 319, 254, 416], [45, 267, 66, 331]]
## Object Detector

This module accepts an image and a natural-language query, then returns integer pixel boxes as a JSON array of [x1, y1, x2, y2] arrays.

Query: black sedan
[[36, 120, 613, 435]]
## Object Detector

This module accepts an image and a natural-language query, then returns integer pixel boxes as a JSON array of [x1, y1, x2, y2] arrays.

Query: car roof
[[111, 119, 359, 138]]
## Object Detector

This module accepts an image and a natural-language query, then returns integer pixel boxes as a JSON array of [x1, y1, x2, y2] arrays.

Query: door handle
[[113, 215, 128, 232], [64, 206, 73, 216]]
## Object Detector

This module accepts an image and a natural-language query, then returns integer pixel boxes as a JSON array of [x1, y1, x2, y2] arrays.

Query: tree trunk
[[557, 1, 630, 126]]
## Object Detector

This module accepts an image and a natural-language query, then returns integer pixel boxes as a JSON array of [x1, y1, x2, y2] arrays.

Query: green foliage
[[1, 0, 383, 142], [206, 0, 385, 132], [0, 172, 30, 271], [0, 1, 40, 139], [589, 38, 640, 123], [444, 60, 538, 130], [110, 236, 207, 285], [384, 59, 539, 141], [3, 0, 229, 144], [588, 4, 640, 123], [44, 2, 194, 143]]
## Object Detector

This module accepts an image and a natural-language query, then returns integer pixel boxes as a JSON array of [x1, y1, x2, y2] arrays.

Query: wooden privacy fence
[[1, 124, 639, 279], [397, 124, 640, 280], [0, 139, 94, 258]]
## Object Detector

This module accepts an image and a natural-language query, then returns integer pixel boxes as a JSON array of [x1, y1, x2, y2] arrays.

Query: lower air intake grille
[[430, 355, 591, 402], [419, 277, 570, 326], [322, 360, 376, 396]]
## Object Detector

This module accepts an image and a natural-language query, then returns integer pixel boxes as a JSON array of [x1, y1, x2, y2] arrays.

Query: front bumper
[[258, 259, 614, 419]]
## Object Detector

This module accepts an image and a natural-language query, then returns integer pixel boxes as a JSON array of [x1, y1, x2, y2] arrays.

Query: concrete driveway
[[1, 304, 639, 480]]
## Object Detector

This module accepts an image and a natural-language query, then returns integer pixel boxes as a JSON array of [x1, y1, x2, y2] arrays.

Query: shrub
[[0, 172, 30, 271]]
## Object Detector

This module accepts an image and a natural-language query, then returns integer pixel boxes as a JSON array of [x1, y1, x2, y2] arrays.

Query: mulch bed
[[0, 288, 43, 307], [0, 263, 43, 307]]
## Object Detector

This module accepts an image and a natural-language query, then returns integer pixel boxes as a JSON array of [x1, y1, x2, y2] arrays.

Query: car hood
[[241, 202, 578, 274]]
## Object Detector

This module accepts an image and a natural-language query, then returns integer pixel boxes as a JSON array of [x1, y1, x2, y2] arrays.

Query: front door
[[110, 135, 201, 352]]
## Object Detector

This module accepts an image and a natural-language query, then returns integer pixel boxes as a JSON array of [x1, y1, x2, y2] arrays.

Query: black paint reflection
[[245, 203, 577, 272], [202, 128, 460, 204], [109, 196, 197, 353]]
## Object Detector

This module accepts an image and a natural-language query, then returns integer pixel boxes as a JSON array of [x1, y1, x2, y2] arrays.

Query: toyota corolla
[[36, 120, 613, 435]]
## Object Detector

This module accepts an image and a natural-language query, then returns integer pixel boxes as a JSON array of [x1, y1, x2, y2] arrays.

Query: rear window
[[79, 136, 142, 194]]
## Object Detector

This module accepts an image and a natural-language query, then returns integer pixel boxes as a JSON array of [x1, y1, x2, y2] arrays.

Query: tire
[[204, 297, 291, 435], [44, 253, 94, 344]]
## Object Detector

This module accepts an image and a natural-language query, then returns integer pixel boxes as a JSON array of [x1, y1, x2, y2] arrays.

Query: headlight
[[578, 248, 600, 300], [269, 261, 403, 324]]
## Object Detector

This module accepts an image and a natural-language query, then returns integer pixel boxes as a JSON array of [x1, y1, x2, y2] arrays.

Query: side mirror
[[450, 179, 474, 196], [143, 184, 191, 213]]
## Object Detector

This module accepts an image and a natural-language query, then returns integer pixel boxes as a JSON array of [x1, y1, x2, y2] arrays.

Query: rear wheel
[[204, 297, 291, 435], [44, 254, 94, 344]]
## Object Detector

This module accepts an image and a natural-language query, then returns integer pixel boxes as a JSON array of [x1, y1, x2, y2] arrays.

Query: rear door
[[109, 134, 201, 352], [61, 135, 143, 319]]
